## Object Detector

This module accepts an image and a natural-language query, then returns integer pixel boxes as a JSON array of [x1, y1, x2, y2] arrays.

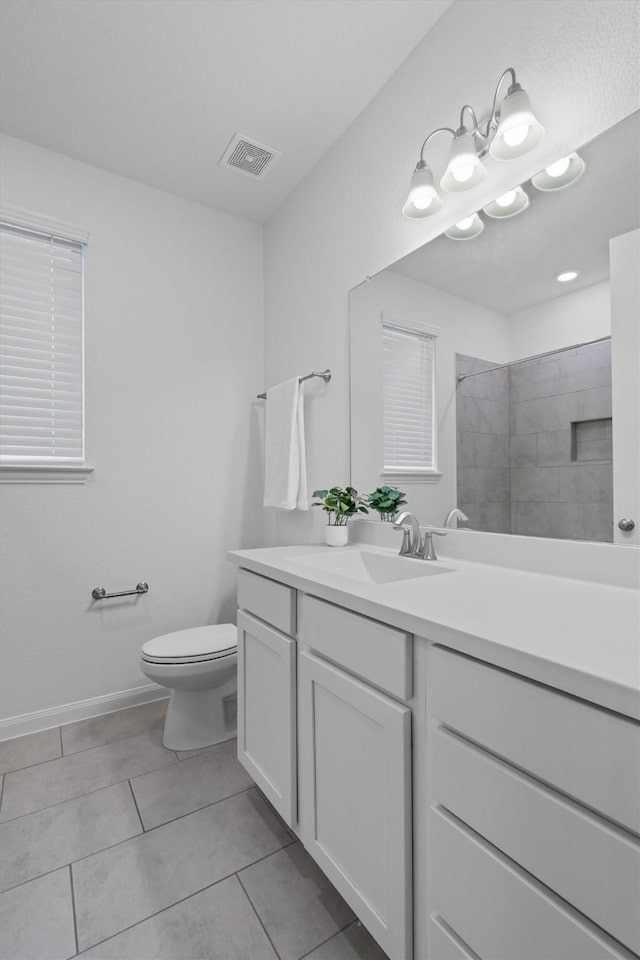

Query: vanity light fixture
[[444, 213, 484, 241], [402, 162, 444, 218], [403, 68, 543, 219], [556, 270, 580, 282], [483, 185, 530, 219], [532, 152, 586, 192]]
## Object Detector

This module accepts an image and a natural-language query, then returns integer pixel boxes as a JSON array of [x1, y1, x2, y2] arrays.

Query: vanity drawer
[[298, 595, 412, 701], [431, 645, 640, 834], [237, 569, 296, 636], [433, 727, 640, 953], [428, 917, 477, 959], [431, 808, 631, 960]]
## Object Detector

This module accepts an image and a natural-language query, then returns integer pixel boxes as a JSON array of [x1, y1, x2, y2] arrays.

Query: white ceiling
[[0, 0, 452, 222], [390, 111, 640, 315]]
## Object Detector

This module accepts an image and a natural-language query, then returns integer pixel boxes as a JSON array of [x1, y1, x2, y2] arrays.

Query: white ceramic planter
[[325, 524, 349, 547]]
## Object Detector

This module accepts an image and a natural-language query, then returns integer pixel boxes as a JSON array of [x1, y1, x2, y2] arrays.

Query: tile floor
[[0, 699, 389, 960]]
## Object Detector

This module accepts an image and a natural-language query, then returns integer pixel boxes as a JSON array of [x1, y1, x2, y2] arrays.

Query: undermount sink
[[294, 548, 453, 585]]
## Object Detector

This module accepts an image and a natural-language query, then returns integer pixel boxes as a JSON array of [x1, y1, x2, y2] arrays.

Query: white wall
[[0, 135, 263, 723], [350, 270, 507, 522], [263, 0, 640, 545], [611, 228, 640, 545], [508, 281, 611, 361]]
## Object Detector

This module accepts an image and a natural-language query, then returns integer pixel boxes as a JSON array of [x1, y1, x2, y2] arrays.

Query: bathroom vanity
[[229, 541, 640, 960]]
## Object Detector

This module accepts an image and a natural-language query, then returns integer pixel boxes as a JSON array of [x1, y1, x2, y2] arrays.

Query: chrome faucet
[[444, 508, 469, 528], [393, 511, 421, 556], [393, 512, 447, 560]]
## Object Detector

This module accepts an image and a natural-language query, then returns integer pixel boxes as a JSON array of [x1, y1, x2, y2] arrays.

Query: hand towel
[[263, 377, 309, 510]]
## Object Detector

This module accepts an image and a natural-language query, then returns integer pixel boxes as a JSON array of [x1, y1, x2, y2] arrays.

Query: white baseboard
[[0, 683, 169, 742]]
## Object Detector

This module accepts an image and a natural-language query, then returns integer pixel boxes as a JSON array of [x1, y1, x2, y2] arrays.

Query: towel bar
[[91, 582, 149, 600], [257, 369, 331, 399]]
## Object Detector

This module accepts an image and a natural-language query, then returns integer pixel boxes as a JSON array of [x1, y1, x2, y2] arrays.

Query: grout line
[[69, 864, 79, 956], [0, 755, 181, 825], [236, 872, 283, 960], [71, 838, 298, 957], [0, 726, 177, 785], [297, 920, 360, 960], [127, 780, 145, 834], [0, 786, 289, 898], [140, 785, 254, 836]]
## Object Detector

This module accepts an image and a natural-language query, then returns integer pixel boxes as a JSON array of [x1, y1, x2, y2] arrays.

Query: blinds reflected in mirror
[[0, 222, 85, 465], [382, 313, 438, 476]]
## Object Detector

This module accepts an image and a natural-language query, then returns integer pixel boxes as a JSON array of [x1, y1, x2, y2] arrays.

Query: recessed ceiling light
[[556, 270, 580, 283]]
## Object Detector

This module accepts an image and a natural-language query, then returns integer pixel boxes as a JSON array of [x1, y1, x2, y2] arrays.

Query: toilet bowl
[[140, 624, 237, 751]]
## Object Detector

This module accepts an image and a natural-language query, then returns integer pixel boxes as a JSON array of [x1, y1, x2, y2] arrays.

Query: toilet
[[140, 624, 237, 751]]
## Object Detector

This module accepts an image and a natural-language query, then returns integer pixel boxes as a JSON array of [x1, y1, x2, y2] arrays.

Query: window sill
[[0, 466, 94, 484], [381, 470, 442, 484]]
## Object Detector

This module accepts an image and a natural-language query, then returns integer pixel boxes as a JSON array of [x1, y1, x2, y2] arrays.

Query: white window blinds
[[382, 314, 438, 474], [0, 222, 85, 466]]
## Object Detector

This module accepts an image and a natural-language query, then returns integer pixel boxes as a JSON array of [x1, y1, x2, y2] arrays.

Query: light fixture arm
[[485, 66, 518, 136], [418, 126, 456, 165]]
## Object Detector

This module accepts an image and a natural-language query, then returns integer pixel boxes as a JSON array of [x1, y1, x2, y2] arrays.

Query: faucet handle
[[420, 529, 446, 560], [396, 527, 412, 556]]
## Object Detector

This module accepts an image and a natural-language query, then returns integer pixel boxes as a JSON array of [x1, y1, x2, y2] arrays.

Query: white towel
[[263, 377, 309, 510]]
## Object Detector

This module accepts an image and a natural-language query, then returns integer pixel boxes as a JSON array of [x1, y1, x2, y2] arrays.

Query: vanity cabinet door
[[237, 611, 296, 826], [298, 650, 412, 960]]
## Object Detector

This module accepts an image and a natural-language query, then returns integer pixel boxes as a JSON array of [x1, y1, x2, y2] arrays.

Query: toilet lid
[[142, 624, 237, 660]]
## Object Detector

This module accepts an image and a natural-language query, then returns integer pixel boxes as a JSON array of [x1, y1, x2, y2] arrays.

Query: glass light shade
[[440, 132, 487, 193], [483, 185, 530, 219], [490, 86, 545, 161], [444, 212, 484, 240], [403, 164, 444, 219], [532, 152, 586, 192]]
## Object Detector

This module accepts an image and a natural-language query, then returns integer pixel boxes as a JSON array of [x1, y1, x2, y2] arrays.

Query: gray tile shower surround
[[0, 700, 387, 960], [456, 340, 613, 541]]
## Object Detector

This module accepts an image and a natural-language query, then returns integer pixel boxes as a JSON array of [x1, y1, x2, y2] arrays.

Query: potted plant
[[312, 486, 368, 546], [366, 485, 407, 522]]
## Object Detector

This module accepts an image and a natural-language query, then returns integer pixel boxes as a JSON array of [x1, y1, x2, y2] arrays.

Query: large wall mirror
[[350, 111, 639, 545]]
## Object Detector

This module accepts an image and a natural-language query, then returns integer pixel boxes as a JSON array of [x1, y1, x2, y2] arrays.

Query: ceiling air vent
[[219, 133, 281, 180]]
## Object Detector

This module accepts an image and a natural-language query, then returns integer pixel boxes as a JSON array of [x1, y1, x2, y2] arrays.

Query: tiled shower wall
[[456, 340, 613, 541], [456, 355, 510, 533]]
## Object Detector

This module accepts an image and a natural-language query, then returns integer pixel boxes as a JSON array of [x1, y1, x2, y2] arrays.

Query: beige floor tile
[[131, 738, 251, 829], [61, 699, 169, 755], [0, 727, 61, 775], [0, 781, 141, 892], [239, 842, 355, 960], [73, 787, 291, 951], [304, 921, 389, 960], [0, 868, 76, 960], [78, 875, 277, 959], [0, 730, 176, 822]]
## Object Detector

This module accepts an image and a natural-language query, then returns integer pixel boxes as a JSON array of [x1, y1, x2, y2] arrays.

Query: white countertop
[[228, 543, 640, 720]]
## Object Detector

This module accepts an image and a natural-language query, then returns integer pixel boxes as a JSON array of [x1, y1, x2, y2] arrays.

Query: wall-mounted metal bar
[[91, 581, 149, 601], [456, 337, 610, 383], [257, 369, 331, 399]]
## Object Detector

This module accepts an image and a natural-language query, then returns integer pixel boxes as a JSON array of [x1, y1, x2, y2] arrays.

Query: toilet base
[[162, 677, 237, 751]]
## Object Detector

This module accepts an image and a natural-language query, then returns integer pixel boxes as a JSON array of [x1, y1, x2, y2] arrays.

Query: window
[[0, 211, 89, 481], [382, 312, 439, 480]]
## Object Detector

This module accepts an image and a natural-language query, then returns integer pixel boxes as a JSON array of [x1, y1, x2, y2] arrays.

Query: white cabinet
[[429, 645, 640, 960], [297, 649, 412, 960], [237, 611, 296, 825]]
